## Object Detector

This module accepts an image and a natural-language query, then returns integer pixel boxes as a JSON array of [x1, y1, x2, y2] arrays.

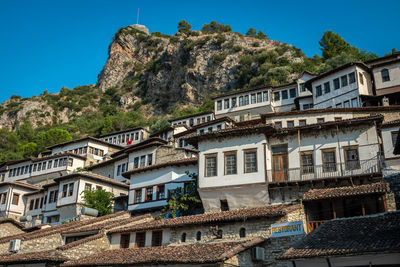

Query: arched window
[[239, 228, 246, 238], [196, 231, 201, 241], [217, 229, 223, 239], [381, 69, 390, 82], [181, 233, 186, 242]]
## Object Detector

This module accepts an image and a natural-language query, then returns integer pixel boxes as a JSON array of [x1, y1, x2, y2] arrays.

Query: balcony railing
[[307, 220, 327, 233], [267, 158, 381, 183]]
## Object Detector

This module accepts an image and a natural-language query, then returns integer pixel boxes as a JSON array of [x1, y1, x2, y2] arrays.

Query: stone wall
[[19, 233, 63, 253], [384, 174, 400, 209], [0, 222, 24, 238], [156, 147, 192, 164], [59, 234, 110, 260]]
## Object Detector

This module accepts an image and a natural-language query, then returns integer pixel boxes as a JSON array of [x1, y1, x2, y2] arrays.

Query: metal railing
[[267, 158, 381, 183]]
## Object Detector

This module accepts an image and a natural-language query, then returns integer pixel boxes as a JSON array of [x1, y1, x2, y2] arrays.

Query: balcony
[[306, 220, 327, 233], [267, 158, 381, 183]]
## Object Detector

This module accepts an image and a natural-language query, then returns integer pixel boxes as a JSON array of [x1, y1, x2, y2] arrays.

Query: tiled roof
[[0, 250, 67, 264], [53, 172, 129, 188], [62, 238, 264, 266], [46, 136, 123, 150], [111, 137, 168, 158], [109, 204, 299, 234], [0, 211, 130, 244], [0, 181, 41, 191], [173, 117, 235, 138], [277, 211, 400, 260], [0, 217, 25, 229], [122, 157, 198, 178], [302, 182, 390, 201]]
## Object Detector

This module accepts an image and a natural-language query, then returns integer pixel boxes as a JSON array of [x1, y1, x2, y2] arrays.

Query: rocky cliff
[[0, 23, 311, 130]]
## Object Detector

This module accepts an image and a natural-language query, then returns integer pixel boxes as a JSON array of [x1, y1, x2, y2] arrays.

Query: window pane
[[349, 72, 356, 84], [289, 88, 296, 98], [206, 156, 217, 177], [225, 154, 237, 175], [245, 152, 257, 173], [323, 151, 336, 172], [281, 90, 288, 99]]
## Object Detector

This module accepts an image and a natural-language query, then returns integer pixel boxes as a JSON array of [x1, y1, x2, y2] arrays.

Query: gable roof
[[109, 204, 299, 234], [277, 211, 400, 260], [62, 238, 265, 266], [111, 137, 168, 158], [302, 182, 390, 202], [53, 172, 129, 188], [0, 181, 41, 191]]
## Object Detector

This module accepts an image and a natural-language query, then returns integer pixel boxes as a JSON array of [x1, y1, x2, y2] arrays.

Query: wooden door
[[273, 154, 287, 182]]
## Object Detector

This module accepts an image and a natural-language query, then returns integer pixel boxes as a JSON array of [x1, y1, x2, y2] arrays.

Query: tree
[[246, 27, 257, 37], [101, 115, 115, 135], [257, 30, 267, 39], [159, 172, 203, 218], [177, 20, 192, 34], [81, 189, 114, 216], [201, 21, 232, 34], [17, 142, 37, 157], [319, 31, 351, 60], [34, 128, 72, 152], [150, 117, 171, 134]]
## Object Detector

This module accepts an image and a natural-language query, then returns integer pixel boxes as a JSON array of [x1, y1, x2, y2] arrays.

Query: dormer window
[[381, 69, 390, 82]]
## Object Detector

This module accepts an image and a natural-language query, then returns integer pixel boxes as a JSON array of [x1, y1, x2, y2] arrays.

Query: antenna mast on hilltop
[[137, 8, 140, 24]]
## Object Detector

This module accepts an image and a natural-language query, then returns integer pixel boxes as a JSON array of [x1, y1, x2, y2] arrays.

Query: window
[[117, 165, 121, 176], [244, 150, 257, 173], [334, 117, 342, 121], [316, 85, 322, 97], [257, 92, 262, 103], [189, 118, 194, 126], [151, 231, 162, 247], [273, 91, 280, 101], [336, 103, 342, 108], [349, 72, 356, 84], [68, 183, 74, 196], [11, 193, 19, 205], [157, 185, 165, 200], [224, 152, 237, 175], [344, 146, 360, 170], [135, 232, 146, 248], [37, 163, 42, 172], [208, 127, 213, 132], [202, 117, 205, 123], [148, 154, 153, 166], [140, 156, 146, 167], [134, 157, 139, 168], [135, 189, 142, 203], [62, 184, 68, 198], [205, 154, 217, 177], [217, 100, 222, 110], [289, 88, 296, 98], [300, 83, 306, 92], [217, 124, 222, 130], [317, 118, 325, 124], [381, 69, 390, 82], [220, 199, 229, 211], [207, 116, 211, 122], [324, 82, 330, 94], [199, 129, 204, 134], [135, 132, 139, 140], [249, 94, 255, 104], [263, 91, 269, 102], [95, 185, 102, 191], [287, 121, 294, 128], [275, 121, 282, 128], [120, 234, 130, 248], [29, 199, 34, 210], [54, 190, 58, 202], [358, 72, 364, 85], [84, 183, 92, 191], [244, 95, 249, 105], [391, 131, 399, 146], [344, 100, 350, 108], [54, 159, 58, 168], [34, 198, 39, 209], [217, 229, 223, 239], [146, 187, 153, 201], [48, 161, 52, 169], [299, 120, 306, 126], [239, 96, 244, 106], [281, 90, 288, 100], [224, 99, 230, 109], [239, 228, 246, 238], [231, 97, 237, 108], [49, 191, 54, 203], [301, 151, 314, 174], [196, 231, 201, 241], [121, 163, 126, 173], [181, 233, 186, 242], [40, 197, 43, 209], [322, 149, 337, 172], [341, 75, 348, 87], [351, 98, 358, 107]]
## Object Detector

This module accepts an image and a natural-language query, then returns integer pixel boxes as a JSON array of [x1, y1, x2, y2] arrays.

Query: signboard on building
[[271, 221, 304, 238]]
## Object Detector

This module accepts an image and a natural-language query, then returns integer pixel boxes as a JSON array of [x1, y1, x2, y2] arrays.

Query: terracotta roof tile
[[0, 181, 41, 191], [0, 217, 25, 229], [302, 182, 390, 201], [122, 157, 198, 178], [109, 204, 299, 234], [62, 238, 264, 266], [277, 211, 400, 260], [0, 250, 67, 264]]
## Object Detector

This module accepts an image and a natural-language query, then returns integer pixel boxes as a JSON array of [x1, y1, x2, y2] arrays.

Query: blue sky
[[0, 0, 399, 103]]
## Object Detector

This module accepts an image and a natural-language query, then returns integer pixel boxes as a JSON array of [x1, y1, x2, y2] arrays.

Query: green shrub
[[201, 21, 232, 34]]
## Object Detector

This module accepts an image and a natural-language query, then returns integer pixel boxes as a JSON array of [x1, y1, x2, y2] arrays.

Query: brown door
[[273, 154, 288, 182]]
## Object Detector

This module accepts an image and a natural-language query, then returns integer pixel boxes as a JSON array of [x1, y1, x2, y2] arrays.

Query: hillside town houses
[[0, 53, 400, 266]]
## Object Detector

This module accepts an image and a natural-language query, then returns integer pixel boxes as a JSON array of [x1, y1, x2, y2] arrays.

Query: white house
[[169, 111, 214, 128], [306, 62, 373, 109], [99, 127, 150, 147]]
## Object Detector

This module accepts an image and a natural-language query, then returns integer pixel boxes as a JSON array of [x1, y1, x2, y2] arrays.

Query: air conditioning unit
[[251, 247, 265, 261], [8, 239, 21, 252]]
